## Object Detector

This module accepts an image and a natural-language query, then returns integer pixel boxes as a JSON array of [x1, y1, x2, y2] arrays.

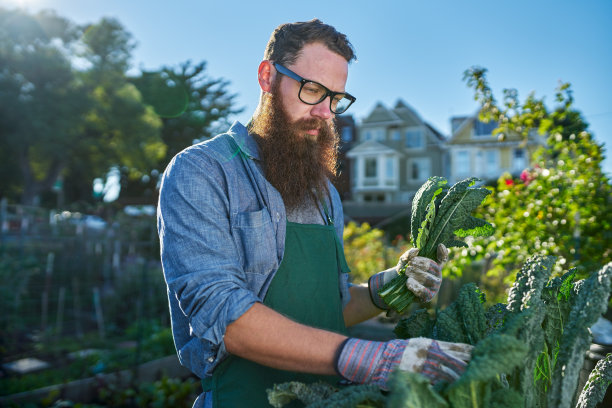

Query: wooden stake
[[93, 287, 105, 339]]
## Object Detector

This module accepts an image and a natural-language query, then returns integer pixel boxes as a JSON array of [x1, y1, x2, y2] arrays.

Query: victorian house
[[447, 113, 546, 184], [345, 100, 448, 204]]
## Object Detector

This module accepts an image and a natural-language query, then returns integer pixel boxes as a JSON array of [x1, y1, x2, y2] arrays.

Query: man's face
[[249, 43, 348, 209], [274, 42, 349, 139]]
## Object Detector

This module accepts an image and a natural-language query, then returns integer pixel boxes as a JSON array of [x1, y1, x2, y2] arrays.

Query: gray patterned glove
[[368, 244, 448, 309]]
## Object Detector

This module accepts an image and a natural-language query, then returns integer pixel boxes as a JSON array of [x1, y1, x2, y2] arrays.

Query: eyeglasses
[[273, 62, 356, 114]]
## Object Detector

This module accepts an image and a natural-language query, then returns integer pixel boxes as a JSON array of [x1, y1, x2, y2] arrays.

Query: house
[[345, 100, 448, 205], [447, 113, 546, 184]]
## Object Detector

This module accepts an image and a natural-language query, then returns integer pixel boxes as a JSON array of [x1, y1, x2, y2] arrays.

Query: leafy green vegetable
[[547, 262, 612, 408], [575, 352, 612, 408], [506, 255, 555, 407], [386, 370, 449, 408], [389, 257, 612, 408], [266, 381, 385, 408], [379, 177, 494, 313], [420, 177, 494, 260], [446, 333, 529, 407], [395, 283, 488, 345], [270, 260, 611, 408]]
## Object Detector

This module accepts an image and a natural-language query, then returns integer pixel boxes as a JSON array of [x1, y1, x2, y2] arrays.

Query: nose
[[310, 97, 333, 120]]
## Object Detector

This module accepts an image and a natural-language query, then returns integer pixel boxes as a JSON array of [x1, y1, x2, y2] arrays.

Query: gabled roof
[[425, 122, 447, 142], [362, 102, 403, 125], [392, 99, 423, 126]]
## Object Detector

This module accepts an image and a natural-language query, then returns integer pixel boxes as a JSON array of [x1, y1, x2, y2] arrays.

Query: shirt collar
[[228, 121, 261, 161]]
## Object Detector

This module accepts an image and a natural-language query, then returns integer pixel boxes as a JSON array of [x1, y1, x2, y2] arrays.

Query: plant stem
[[378, 274, 416, 313]]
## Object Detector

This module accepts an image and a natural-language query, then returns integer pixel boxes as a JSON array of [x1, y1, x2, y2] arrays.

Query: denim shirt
[[157, 121, 350, 380]]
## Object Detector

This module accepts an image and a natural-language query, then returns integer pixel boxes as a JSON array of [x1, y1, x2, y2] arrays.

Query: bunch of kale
[[378, 177, 494, 313], [393, 256, 612, 408]]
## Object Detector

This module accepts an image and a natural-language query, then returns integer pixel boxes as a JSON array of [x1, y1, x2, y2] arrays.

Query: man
[[157, 19, 471, 408]]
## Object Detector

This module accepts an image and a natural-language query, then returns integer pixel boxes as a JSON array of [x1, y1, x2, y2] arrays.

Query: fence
[[0, 200, 168, 363]]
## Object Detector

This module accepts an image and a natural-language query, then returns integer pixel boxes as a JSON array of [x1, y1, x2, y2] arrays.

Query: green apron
[[202, 216, 350, 407]]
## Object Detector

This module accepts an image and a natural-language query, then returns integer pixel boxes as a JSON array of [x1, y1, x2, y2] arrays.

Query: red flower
[[505, 178, 514, 186]]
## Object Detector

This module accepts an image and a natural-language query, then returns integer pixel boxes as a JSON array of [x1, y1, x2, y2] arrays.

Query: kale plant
[[392, 256, 611, 408], [379, 177, 494, 313]]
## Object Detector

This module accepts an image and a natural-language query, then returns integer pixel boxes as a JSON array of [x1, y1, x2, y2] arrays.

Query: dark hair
[[263, 19, 356, 66]]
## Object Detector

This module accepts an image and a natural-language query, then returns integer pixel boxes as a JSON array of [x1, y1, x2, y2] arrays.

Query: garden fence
[[0, 200, 168, 364]]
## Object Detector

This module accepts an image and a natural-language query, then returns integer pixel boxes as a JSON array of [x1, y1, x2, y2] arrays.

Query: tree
[[0, 9, 164, 206], [125, 60, 243, 201], [0, 8, 90, 205], [63, 17, 164, 206], [447, 67, 612, 302]]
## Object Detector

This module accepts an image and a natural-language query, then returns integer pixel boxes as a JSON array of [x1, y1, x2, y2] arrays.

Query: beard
[[248, 81, 339, 210]]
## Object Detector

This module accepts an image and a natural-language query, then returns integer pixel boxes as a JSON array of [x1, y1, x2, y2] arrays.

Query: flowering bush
[[449, 69, 612, 303], [343, 221, 410, 284]]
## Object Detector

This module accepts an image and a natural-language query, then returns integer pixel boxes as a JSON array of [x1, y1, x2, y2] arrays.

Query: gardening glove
[[336, 337, 472, 390], [368, 244, 448, 309]]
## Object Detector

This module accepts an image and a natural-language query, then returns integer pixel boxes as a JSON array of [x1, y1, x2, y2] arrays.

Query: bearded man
[[157, 19, 471, 408]]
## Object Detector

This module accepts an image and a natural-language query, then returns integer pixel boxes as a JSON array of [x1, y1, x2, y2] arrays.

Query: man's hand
[[368, 244, 448, 309], [336, 336, 472, 390]]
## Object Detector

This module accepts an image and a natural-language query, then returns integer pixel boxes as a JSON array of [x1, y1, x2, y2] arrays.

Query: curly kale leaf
[[432, 283, 487, 345], [484, 303, 509, 335], [387, 370, 449, 408], [393, 309, 435, 339], [506, 255, 555, 313], [505, 255, 555, 407], [410, 176, 448, 248], [547, 262, 612, 408], [419, 177, 494, 260], [306, 384, 386, 408], [381, 177, 493, 313], [267, 382, 386, 408], [447, 333, 528, 408], [488, 387, 525, 408], [267, 381, 337, 407], [541, 269, 576, 351], [575, 352, 612, 408]]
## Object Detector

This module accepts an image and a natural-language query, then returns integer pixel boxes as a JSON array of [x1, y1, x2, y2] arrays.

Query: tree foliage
[[447, 67, 612, 302], [0, 8, 241, 208]]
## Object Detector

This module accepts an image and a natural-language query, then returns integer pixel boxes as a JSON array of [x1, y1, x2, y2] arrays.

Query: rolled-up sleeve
[[157, 147, 260, 375]]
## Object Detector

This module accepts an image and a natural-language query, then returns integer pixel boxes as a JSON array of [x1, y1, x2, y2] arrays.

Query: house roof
[[362, 102, 403, 125], [425, 122, 447, 142]]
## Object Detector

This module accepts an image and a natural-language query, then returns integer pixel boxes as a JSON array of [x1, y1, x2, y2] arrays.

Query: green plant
[[450, 69, 612, 304], [393, 256, 611, 408], [379, 177, 494, 313], [96, 375, 199, 407], [343, 221, 409, 284]]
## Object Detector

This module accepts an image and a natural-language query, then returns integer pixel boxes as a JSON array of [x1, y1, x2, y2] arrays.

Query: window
[[363, 131, 372, 141], [385, 157, 395, 179], [408, 158, 431, 181], [486, 150, 499, 174], [513, 148, 526, 171], [475, 151, 484, 176], [474, 120, 497, 137], [364, 158, 377, 178], [456, 150, 470, 176], [374, 129, 385, 141], [405, 128, 424, 148], [391, 129, 402, 141], [341, 126, 353, 142]]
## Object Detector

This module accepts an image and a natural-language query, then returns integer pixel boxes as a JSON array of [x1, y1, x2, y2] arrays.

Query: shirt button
[[276, 212, 280, 221], [207, 357, 214, 363]]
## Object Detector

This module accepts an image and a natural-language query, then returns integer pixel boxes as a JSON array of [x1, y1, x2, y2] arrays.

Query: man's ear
[[258, 60, 275, 93]]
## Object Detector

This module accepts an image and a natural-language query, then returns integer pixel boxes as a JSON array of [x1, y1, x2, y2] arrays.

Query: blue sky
[[3, 0, 612, 175]]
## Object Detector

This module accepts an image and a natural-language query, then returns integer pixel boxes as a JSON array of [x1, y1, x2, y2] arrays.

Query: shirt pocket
[[231, 208, 278, 275]]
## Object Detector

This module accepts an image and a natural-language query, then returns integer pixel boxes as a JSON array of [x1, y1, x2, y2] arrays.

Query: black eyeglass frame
[[272, 62, 356, 114]]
